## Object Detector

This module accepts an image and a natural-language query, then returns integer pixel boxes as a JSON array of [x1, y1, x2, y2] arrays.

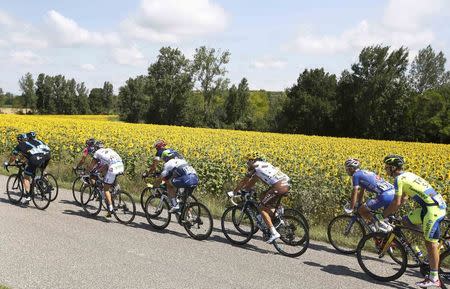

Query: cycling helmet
[[161, 149, 175, 162], [344, 158, 361, 169], [94, 140, 104, 150], [153, 139, 167, 150], [383, 154, 404, 168], [27, 131, 36, 139], [16, 133, 27, 142], [85, 138, 96, 147]]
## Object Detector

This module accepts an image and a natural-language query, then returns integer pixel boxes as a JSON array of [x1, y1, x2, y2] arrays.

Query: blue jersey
[[352, 170, 394, 195]]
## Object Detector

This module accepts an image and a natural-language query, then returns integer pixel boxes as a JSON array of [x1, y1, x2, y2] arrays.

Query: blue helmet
[[17, 133, 27, 142]]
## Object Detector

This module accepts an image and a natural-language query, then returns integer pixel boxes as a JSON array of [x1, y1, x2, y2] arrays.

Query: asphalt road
[[0, 174, 422, 289]]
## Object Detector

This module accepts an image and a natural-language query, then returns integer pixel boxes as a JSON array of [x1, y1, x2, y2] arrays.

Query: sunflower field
[[1, 114, 449, 224]]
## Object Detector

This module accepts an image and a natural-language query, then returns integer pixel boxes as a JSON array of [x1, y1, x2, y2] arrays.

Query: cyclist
[[26, 131, 51, 172], [382, 154, 446, 288], [142, 139, 183, 177], [74, 138, 96, 170], [229, 152, 290, 243], [86, 141, 124, 217], [3, 133, 47, 204], [344, 158, 395, 232], [152, 150, 198, 213]]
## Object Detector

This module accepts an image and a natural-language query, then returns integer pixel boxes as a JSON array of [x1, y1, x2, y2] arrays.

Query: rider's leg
[[423, 207, 445, 280], [103, 183, 113, 211], [260, 183, 289, 242]]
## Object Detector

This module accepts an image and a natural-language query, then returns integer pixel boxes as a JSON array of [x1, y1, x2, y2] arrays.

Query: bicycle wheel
[[6, 174, 24, 204], [273, 214, 309, 257], [387, 228, 423, 268], [81, 186, 102, 216], [140, 187, 153, 213], [144, 195, 171, 229], [327, 214, 365, 254], [221, 206, 255, 245], [112, 191, 136, 225], [182, 202, 213, 240], [32, 178, 51, 210], [284, 208, 309, 231], [71, 176, 86, 206], [356, 232, 407, 282], [439, 250, 450, 289], [44, 173, 59, 202]]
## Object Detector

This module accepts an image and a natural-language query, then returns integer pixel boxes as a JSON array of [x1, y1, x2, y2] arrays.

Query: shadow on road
[[308, 242, 343, 255], [303, 261, 415, 289]]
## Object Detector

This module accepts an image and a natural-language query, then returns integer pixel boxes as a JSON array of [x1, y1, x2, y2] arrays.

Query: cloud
[[122, 0, 228, 43], [80, 63, 95, 71], [251, 57, 286, 69], [10, 50, 45, 65], [0, 9, 48, 49], [112, 45, 146, 66], [45, 10, 120, 46], [288, 0, 446, 55]]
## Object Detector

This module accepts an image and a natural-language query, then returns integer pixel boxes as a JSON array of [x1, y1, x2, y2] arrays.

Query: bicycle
[[356, 216, 450, 287], [221, 190, 309, 258], [71, 167, 90, 206], [144, 183, 213, 240], [140, 175, 199, 213], [5, 161, 52, 210], [80, 173, 136, 225]]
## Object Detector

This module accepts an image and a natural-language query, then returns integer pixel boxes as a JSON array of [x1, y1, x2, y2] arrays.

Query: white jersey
[[251, 161, 289, 186], [161, 158, 196, 178], [93, 148, 122, 166]]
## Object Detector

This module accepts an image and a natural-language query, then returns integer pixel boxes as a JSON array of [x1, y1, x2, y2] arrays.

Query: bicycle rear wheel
[[144, 195, 171, 229], [81, 186, 102, 216], [327, 214, 365, 254], [221, 206, 255, 245], [112, 191, 136, 225], [273, 214, 309, 257], [32, 178, 51, 210], [356, 232, 407, 282], [44, 173, 59, 202], [6, 174, 24, 204], [284, 208, 309, 231], [182, 202, 213, 240]]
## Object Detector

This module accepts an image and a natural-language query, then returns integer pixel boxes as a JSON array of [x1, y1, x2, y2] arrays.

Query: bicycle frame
[[152, 186, 195, 224]]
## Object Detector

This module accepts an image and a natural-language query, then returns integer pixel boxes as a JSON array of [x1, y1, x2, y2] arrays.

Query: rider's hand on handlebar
[[227, 191, 236, 198], [141, 171, 148, 179], [343, 203, 353, 214], [3, 161, 8, 169]]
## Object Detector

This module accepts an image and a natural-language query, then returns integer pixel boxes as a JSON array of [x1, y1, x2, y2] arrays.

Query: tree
[[145, 47, 193, 125], [89, 88, 104, 114], [19, 72, 36, 112], [278, 68, 337, 135], [76, 82, 90, 114], [410, 45, 450, 93], [102, 81, 113, 113], [118, 76, 149, 123], [225, 78, 250, 128], [192, 46, 230, 124], [0, 88, 4, 106]]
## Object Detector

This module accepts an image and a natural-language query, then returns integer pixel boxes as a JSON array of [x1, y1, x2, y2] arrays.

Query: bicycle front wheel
[[81, 186, 102, 217], [112, 191, 136, 225], [273, 214, 309, 257], [6, 174, 24, 204], [356, 232, 407, 282], [32, 178, 51, 210], [182, 202, 213, 240], [71, 176, 86, 206], [221, 206, 255, 245], [44, 173, 59, 202], [327, 214, 365, 254], [144, 195, 171, 229]]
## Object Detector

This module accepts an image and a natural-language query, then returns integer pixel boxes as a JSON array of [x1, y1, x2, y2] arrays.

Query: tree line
[[2, 44, 449, 143]]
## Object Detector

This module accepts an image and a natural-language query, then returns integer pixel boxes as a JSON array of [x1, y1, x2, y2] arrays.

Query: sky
[[0, 0, 449, 94]]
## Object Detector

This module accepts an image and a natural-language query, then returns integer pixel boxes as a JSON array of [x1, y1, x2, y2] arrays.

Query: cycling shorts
[[104, 162, 124, 185], [365, 192, 395, 211], [406, 205, 446, 243], [171, 174, 198, 188]]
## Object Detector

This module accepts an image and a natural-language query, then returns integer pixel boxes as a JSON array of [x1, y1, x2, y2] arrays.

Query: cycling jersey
[[395, 171, 447, 243], [29, 139, 51, 155], [161, 158, 198, 188], [394, 172, 446, 209], [247, 161, 290, 186], [12, 142, 36, 159], [93, 148, 122, 166], [352, 170, 394, 195]]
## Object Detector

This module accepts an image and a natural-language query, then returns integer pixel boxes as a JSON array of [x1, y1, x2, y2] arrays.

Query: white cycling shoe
[[266, 232, 281, 244]]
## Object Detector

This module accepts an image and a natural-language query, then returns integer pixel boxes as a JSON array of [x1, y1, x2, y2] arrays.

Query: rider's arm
[[350, 186, 361, 210], [86, 158, 98, 173]]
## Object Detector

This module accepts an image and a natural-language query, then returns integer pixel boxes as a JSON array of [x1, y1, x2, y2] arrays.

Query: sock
[[429, 270, 438, 282], [171, 198, 178, 207], [108, 205, 114, 211], [270, 226, 278, 235]]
